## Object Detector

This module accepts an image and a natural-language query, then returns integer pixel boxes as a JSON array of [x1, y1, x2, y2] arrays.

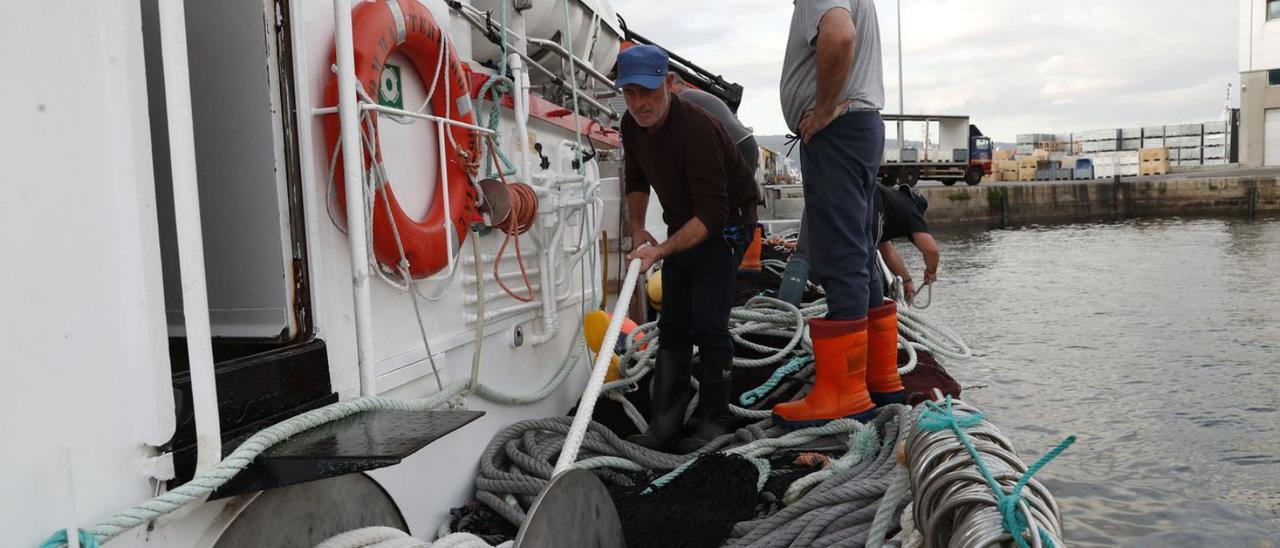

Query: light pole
[[897, 0, 904, 116], [896, 0, 906, 161]]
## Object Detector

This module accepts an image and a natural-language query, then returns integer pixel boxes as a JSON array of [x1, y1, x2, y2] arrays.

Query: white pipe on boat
[[525, 37, 615, 91], [525, 211, 565, 346], [533, 173, 586, 185], [463, 286, 542, 305], [462, 252, 536, 265], [333, 0, 378, 396], [558, 171, 602, 281], [463, 301, 542, 325], [60, 448, 80, 548], [157, 0, 221, 477], [509, 54, 535, 183], [557, 197, 602, 290], [463, 267, 543, 285]]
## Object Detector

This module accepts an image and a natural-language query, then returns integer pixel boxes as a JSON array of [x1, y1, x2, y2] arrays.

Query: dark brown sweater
[[623, 95, 759, 236]]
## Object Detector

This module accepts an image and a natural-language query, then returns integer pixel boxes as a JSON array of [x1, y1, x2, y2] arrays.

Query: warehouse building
[[1239, 0, 1280, 166]]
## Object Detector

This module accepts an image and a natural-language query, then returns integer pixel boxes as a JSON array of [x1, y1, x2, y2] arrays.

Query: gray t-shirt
[[779, 0, 884, 132], [678, 89, 753, 144]]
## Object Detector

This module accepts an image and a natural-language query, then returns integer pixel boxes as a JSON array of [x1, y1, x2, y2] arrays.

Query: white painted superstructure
[[1, 0, 628, 545]]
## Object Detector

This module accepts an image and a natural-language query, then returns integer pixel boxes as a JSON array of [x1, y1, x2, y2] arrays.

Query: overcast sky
[[610, 0, 1239, 142]]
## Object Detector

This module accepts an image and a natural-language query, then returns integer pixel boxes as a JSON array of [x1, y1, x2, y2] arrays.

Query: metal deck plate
[[515, 469, 627, 548], [211, 409, 484, 499]]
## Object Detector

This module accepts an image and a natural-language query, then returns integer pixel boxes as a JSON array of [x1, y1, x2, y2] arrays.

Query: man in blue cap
[[619, 44, 760, 453]]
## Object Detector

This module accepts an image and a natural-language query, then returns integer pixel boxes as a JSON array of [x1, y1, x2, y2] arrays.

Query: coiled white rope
[[897, 304, 972, 362], [316, 526, 510, 548]]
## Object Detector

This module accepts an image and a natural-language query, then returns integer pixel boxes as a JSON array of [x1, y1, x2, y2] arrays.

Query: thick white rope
[[316, 526, 511, 548], [897, 304, 972, 362], [552, 255, 644, 474], [317, 526, 428, 548]]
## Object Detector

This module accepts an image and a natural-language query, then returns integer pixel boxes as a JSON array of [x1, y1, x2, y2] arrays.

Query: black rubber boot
[[674, 355, 736, 454], [628, 349, 695, 451]]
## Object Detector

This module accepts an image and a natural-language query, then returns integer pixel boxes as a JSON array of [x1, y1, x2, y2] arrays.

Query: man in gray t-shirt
[[780, 0, 884, 130], [772, 0, 901, 429], [669, 73, 760, 175]]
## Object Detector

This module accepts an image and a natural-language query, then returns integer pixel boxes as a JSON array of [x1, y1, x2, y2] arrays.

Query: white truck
[[881, 114, 992, 187]]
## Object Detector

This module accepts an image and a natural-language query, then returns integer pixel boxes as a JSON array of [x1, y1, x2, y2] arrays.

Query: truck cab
[[965, 130, 994, 186]]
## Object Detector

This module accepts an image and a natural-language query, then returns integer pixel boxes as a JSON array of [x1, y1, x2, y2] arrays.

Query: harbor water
[[908, 216, 1280, 547]]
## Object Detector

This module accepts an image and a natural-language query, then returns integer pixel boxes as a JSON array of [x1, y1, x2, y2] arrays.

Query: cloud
[[609, 0, 1238, 141]]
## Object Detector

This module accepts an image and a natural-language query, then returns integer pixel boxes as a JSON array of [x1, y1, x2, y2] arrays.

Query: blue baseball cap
[[614, 44, 669, 90]]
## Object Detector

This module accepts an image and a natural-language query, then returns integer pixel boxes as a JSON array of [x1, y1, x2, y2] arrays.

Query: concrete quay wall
[[919, 177, 1280, 228]]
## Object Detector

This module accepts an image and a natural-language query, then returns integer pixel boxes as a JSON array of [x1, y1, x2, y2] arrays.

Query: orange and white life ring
[[323, 0, 482, 279]]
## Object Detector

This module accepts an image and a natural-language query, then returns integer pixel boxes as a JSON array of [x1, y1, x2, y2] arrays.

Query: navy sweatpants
[[799, 111, 885, 320], [658, 232, 748, 361]]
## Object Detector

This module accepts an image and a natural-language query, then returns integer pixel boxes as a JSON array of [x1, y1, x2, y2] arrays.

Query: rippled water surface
[[907, 216, 1280, 547]]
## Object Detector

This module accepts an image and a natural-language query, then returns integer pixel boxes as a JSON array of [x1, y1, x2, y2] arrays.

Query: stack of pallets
[[1139, 148, 1170, 176]]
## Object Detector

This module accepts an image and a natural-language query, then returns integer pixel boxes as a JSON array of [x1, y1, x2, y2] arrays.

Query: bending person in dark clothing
[[618, 45, 761, 453], [874, 184, 939, 301], [783, 184, 938, 305]]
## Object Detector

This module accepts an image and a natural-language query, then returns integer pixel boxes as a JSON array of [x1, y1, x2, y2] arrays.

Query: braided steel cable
[[903, 399, 1065, 548]]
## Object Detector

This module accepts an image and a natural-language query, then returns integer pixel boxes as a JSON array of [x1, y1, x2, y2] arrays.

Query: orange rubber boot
[[739, 226, 763, 272], [772, 318, 876, 427], [867, 302, 906, 406]]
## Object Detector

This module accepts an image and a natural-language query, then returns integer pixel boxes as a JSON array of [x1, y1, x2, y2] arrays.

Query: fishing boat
[[4, 1, 1068, 546]]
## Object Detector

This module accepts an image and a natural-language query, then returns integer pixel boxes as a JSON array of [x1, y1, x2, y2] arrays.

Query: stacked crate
[[995, 160, 1019, 181], [1034, 160, 1059, 181], [1085, 151, 1139, 178], [1055, 134, 1075, 152], [1079, 128, 1119, 153], [1142, 126, 1165, 149], [1120, 151, 1140, 176], [1016, 134, 1058, 156], [1015, 134, 1034, 156], [1073, 158, 1094, 180], [1090, 154, 1115, 178], [1010, 119, 1231, 179], [1061, 155, 1079, 169], [1202, 121, 1229, 165], [1017, 157, 1038, 181], [1139, 148, 1170, 176], [1121, 128, 1142, 151], [1164, 123, 1203, 167], [1033, 160, 1073, 181]]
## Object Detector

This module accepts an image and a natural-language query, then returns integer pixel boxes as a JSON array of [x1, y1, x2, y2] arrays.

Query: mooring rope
[[722, 405, 915, 548], [440, 405, 916, 548]]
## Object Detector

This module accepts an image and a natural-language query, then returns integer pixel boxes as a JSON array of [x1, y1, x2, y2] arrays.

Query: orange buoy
[[740, 226, 763, 272], [584, 310, 645, 383]]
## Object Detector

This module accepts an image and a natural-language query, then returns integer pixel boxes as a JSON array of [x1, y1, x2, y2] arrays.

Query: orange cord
[[794, 452, 833, 468], [488, 145, 539, 302]]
